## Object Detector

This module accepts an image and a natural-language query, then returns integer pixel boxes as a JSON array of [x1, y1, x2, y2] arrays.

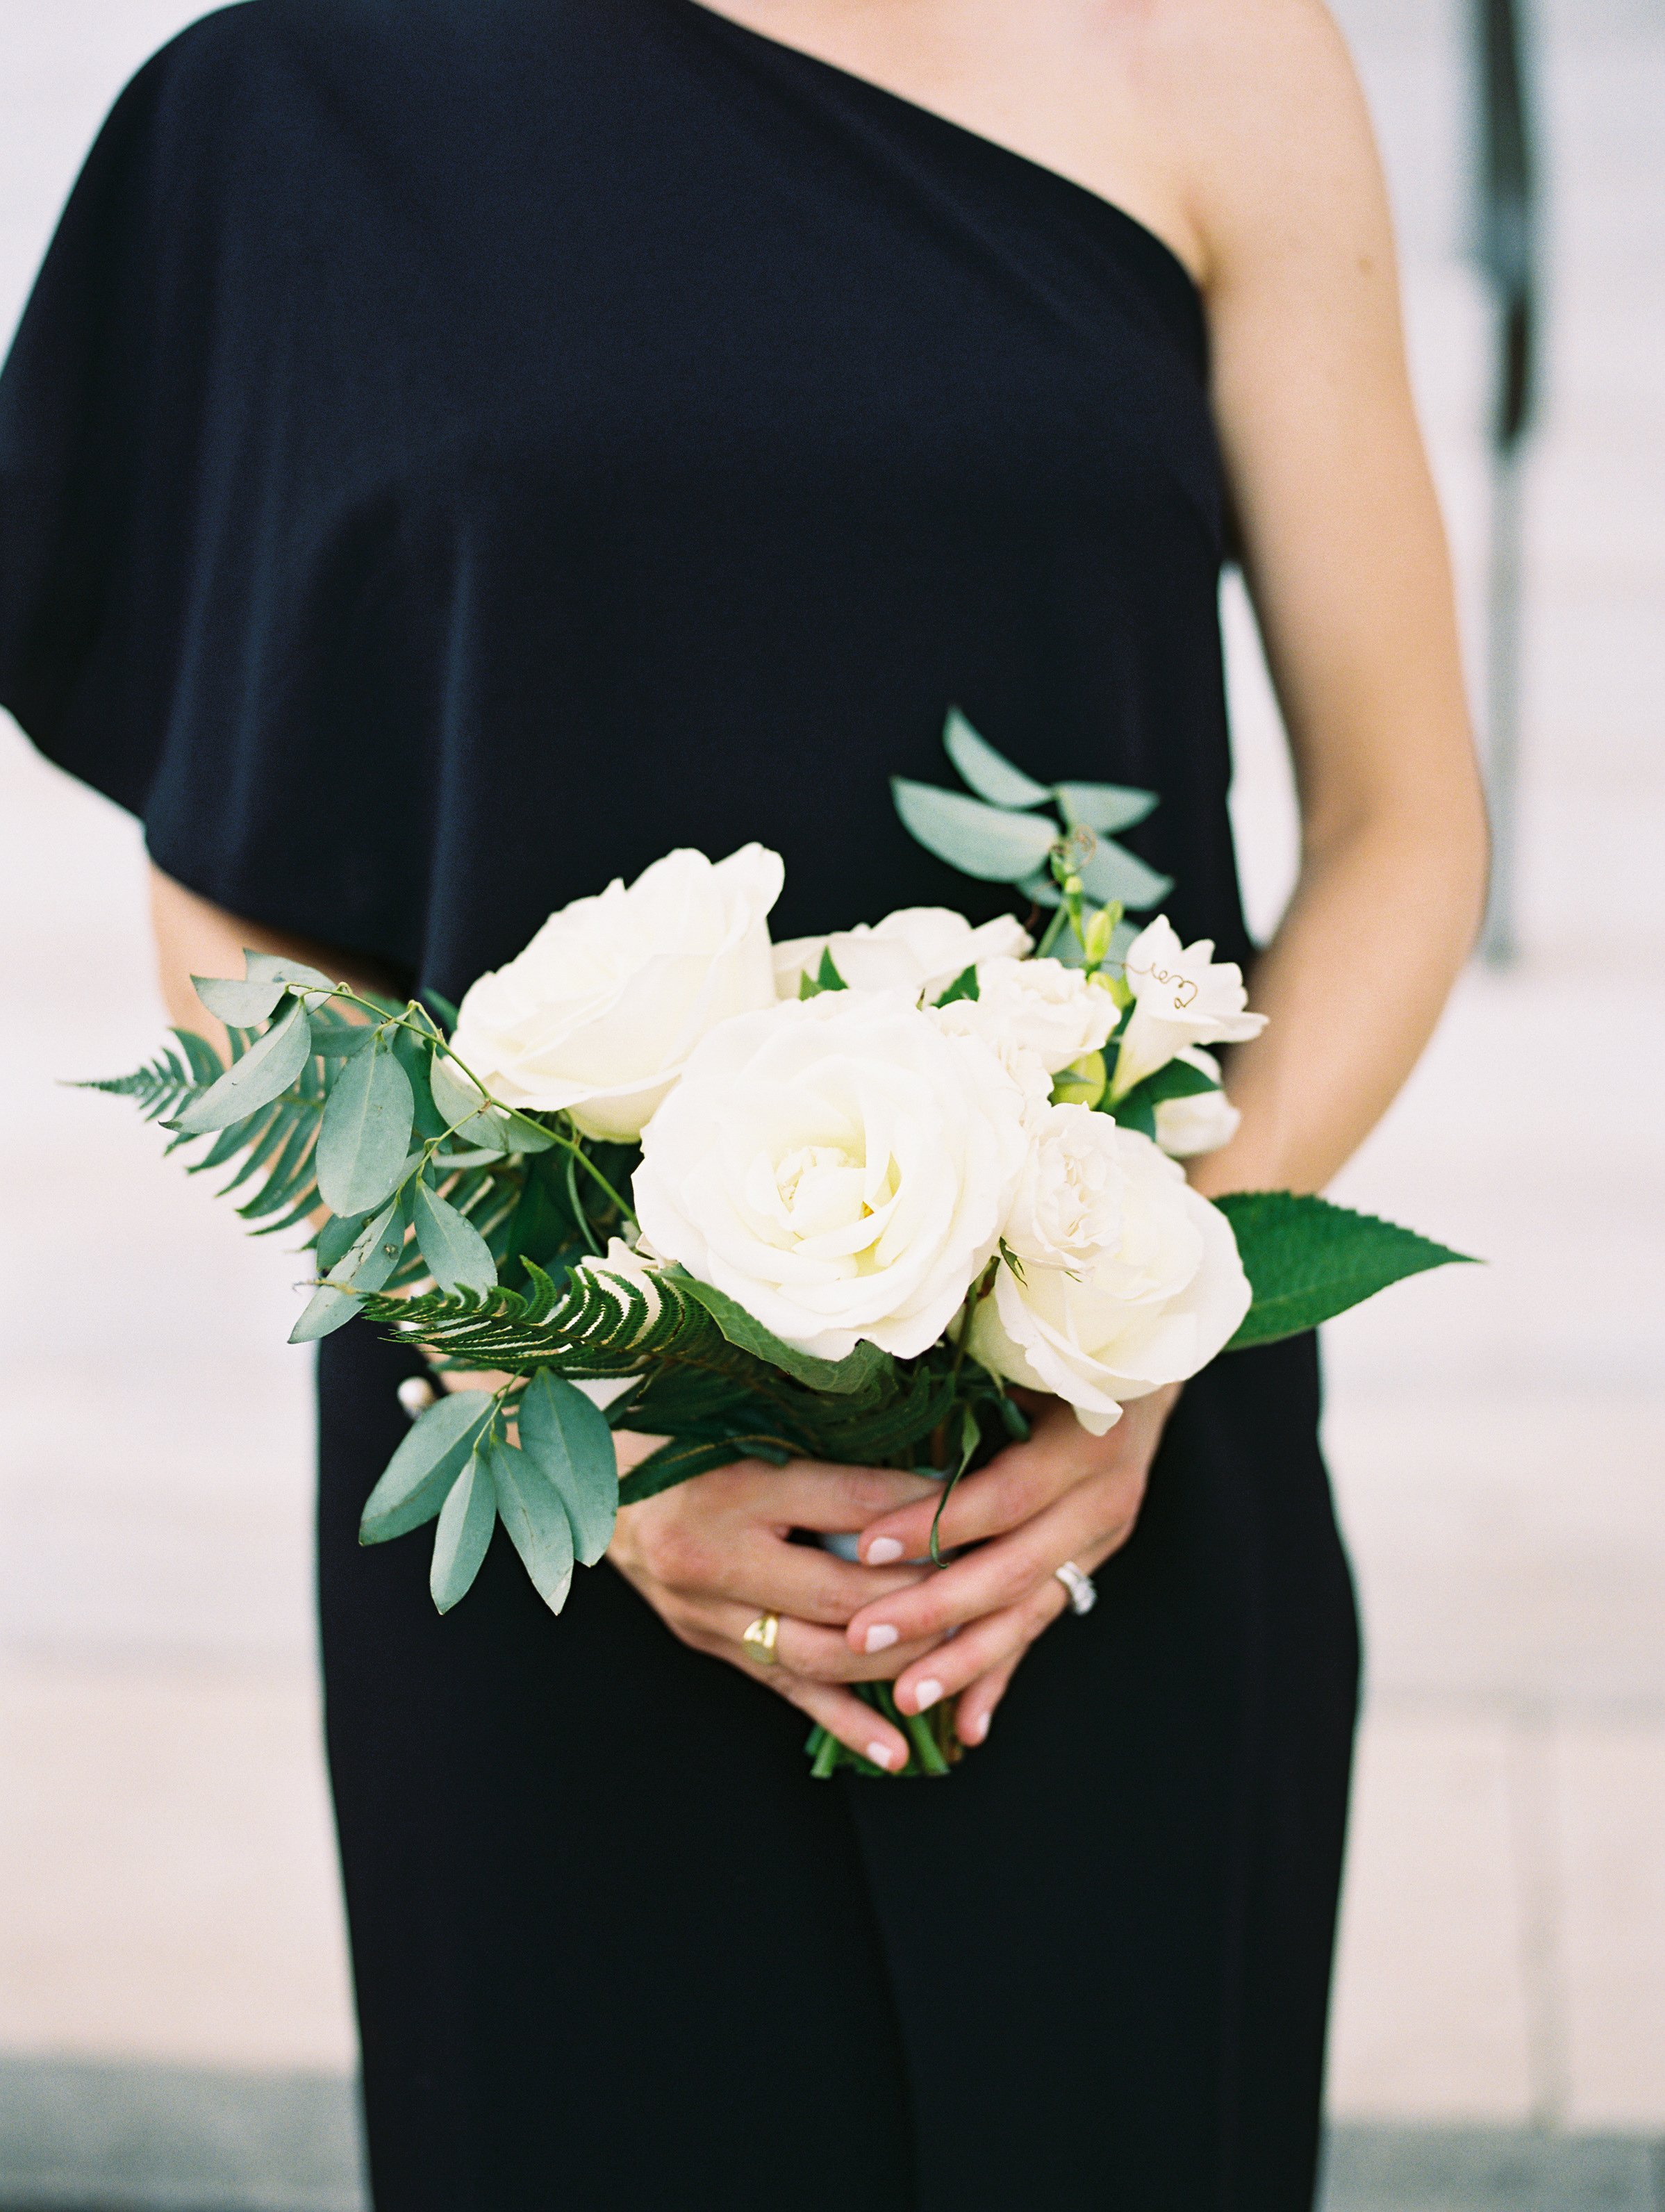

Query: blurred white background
[[1, 0, 1662, 2199]]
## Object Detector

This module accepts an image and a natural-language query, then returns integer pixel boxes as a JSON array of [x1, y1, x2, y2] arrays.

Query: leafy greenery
[[1220, 1191, 1475, 1350], [893, 711, 1170, 912]]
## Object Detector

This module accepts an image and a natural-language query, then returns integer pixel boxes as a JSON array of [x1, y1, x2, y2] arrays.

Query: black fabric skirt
[[318, 1323, 1358, 2212]]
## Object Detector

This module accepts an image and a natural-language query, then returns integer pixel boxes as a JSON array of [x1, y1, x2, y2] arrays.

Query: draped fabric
[[1, 6, 1357, 2205]]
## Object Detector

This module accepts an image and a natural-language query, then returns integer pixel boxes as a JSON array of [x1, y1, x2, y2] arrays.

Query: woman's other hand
[[608, 1444, 947, 1771], [843, 1385, 1182, 1751]]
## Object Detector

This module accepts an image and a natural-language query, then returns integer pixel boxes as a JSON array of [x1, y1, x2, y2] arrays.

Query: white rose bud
[[933, 955, 1118, 1075], [433, 845, 784, 1142], [1152, 1047, 1242, 1159], [772, 907, 1031, 1001], [1111, 915, 1267, 1098], [972, 1110, 1250, 1434], [633, 989, 1031, 1362]]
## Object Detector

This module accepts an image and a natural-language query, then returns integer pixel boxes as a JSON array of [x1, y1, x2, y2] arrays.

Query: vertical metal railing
[[1475, 0, 1540, 964]]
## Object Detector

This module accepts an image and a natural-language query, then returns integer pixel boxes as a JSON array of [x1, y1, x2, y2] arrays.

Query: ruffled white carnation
[[633, 989, 1031, 1361], [434, 845, 783, 1141], [773, 907, 1031, 1001], [1111, 916, 1266, 1098], [972, 1112, 1250, 1433]]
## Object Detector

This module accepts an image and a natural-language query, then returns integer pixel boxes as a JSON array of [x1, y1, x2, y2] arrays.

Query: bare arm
[[843, 0, 1488, 1744], [1171, 0, 1486, 1194], [147, 866, 398, 1048]]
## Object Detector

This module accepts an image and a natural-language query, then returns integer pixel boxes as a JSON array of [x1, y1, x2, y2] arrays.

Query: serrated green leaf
[[891, 779, 1058, 882], [171, 1002, 313, 1134], [1076, 838, 1172, 912], [413, 1180, 497, 1294], [360, 1390, 495, 1543], [429, 1451, 497, 1612], [517, 1371, 618, 1565], [192, 973, 290, 1026], [1220, 1191, 1475, 1350], [671, 1272, 891, 1396], [1052, 781, 1159, 834], [942, 709, 1052, 808], [315, 1039, 415, 1215], [487, 1437, 575, 1613]]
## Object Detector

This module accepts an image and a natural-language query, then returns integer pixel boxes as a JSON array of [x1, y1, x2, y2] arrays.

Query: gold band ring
[[741, 1612, 781, 1667]]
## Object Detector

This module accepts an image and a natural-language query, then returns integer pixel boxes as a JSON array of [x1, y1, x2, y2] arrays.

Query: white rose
[[1152, 1048, 1242, 1159], [933, 955, 1118, 1075], [971, 1112, 1250, 1433], [633, 989, 1031, 1361], [433, 845, 784, 1141], [772, 907, 1031, 1000], [1111, 915, 1267, 1098]]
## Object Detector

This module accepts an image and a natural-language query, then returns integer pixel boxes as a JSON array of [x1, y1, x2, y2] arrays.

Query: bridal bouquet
[[89, 718, 1467, 1775]]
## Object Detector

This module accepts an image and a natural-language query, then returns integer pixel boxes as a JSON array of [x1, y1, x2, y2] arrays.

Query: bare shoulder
[[1109, 0, 1391, 289]]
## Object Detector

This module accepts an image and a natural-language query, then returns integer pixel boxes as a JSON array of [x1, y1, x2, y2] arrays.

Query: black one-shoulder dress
[[0, 3, 1360, 2204]]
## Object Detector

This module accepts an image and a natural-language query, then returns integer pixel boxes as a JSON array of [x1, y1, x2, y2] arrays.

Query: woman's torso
[[2, 0, 1244, 992]]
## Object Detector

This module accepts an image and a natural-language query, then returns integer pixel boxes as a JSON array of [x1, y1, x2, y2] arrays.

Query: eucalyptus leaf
[[192, 974, 290, 1027], [315, 1210, 372, 1274], [391, 1023, 448, 1142], [891, 779, 1058, 882], [171, 1002, 313, 1135], [242, 950, 339, 1009], [941, 709, 1052, 809], [360, 1390, 495, 1544], [429, 1451, 497, 1612], [289, 1198, 405, 1344], [421, 987, 461, 1030], [1076, 839, 1173, 912], [1220, 1191, 1475, 1351], [672, 1271, 891, 1396], [1052, 782, 1159, 834], [517, 1370, 618, 1566], [315, 1039, 415, 1215], [413, 1180, 498, 1294], [488, 1437, 575, 1614]]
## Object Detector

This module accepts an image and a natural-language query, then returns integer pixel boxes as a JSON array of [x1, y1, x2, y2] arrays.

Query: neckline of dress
[[668, 0, 1204, 301]]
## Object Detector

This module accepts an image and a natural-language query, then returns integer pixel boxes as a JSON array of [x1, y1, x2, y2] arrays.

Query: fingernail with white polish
[[865, 1537, 904, 1565], [868, 1741, 898, 1770], [864, 1624, 899, 1655], [913, 1678, 943, 1711]]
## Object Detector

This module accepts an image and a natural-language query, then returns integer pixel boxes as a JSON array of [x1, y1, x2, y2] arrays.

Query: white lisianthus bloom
[[633, 989, 1031, 1361], [933, 955, 1118, 1075], [1111, 915, 1267, 1098], [1152, 1047, 1242, 1159], [971, 1110, 1250, 1434], [772, 907, 1031, 1000], [432, 845, 784, 1141]]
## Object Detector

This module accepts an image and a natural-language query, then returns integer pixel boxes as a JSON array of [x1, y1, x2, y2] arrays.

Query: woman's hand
[[607, 1446, 950, 1771], [841, 1384, 1182, 1751]]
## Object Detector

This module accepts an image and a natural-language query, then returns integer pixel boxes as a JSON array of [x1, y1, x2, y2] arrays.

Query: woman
[[0, 1, 1485, 2204]]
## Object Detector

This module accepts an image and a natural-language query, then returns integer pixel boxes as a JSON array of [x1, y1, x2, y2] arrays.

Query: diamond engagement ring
[[1054, 1561, 1097, 1616]]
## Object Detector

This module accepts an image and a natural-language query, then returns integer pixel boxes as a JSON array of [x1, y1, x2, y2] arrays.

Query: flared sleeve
[[0, 8, 435, 977]]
